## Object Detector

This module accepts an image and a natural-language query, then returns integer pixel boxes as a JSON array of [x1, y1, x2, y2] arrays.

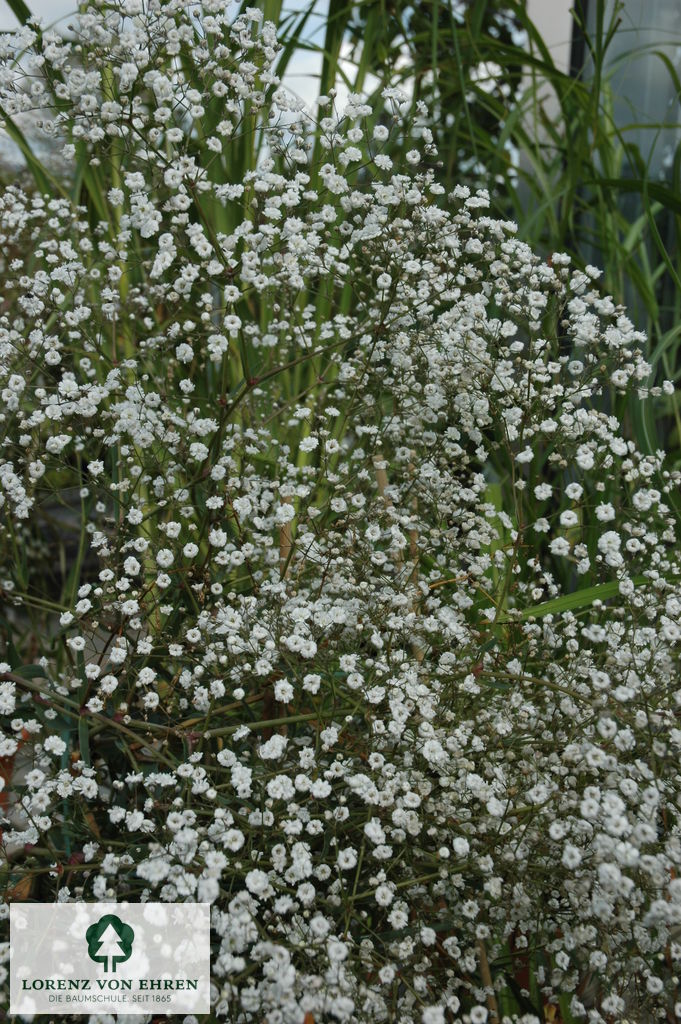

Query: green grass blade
[[0, 105, 64, 196], [509, 577, 647, 622], [4, 0, 33, 24]]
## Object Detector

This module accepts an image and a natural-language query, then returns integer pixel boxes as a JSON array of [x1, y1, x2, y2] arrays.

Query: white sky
[[0, 0, 75, 29]]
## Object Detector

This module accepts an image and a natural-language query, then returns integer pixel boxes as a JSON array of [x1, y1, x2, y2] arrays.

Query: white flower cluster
[[1, 2, 681, 1022]]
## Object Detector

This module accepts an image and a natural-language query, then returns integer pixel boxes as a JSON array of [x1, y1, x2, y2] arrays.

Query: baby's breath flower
[[0, 5, 678, 1019]]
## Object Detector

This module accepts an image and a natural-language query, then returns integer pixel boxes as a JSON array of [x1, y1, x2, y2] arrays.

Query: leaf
[[2, 633, 21, 671], [14, 664, 46, 679], [5, 875, 33, 902], [509, 577, 647, 622], [5, 0, 33, 25], [593, 177, 681, 217], [0, 105, 64, 197], [74, 141, 110, 222]]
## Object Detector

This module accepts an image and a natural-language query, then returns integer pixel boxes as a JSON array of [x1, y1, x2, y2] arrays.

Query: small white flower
[[156, 548, 174, 568], [44, 736, 67, 756], [597, 530, 622, 567], [45, 434, 71, 454], [562, 844, 582, 868], [595, 502, 615, 522], [274, 679, 294, 702], [224, 829, 245, 851], [258, 735, 288, 759], [274, 504, 295, 525], [245, 869, 270, 896], [175, 343, 194, 363], [565, 482, 583, 500], [575, 445, 595, 470], [422, 1007, 445, 1024], [337, 848, 357, 870]]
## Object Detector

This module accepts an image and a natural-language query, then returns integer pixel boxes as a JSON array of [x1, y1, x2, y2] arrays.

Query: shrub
[[1, 2, 681, 1021]]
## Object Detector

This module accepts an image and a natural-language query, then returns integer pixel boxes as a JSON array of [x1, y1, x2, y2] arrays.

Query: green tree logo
[[86, 914, 134, 973]]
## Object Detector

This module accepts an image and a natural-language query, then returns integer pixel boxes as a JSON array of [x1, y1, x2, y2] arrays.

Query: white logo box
[[10, 902, 211, 1016]]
